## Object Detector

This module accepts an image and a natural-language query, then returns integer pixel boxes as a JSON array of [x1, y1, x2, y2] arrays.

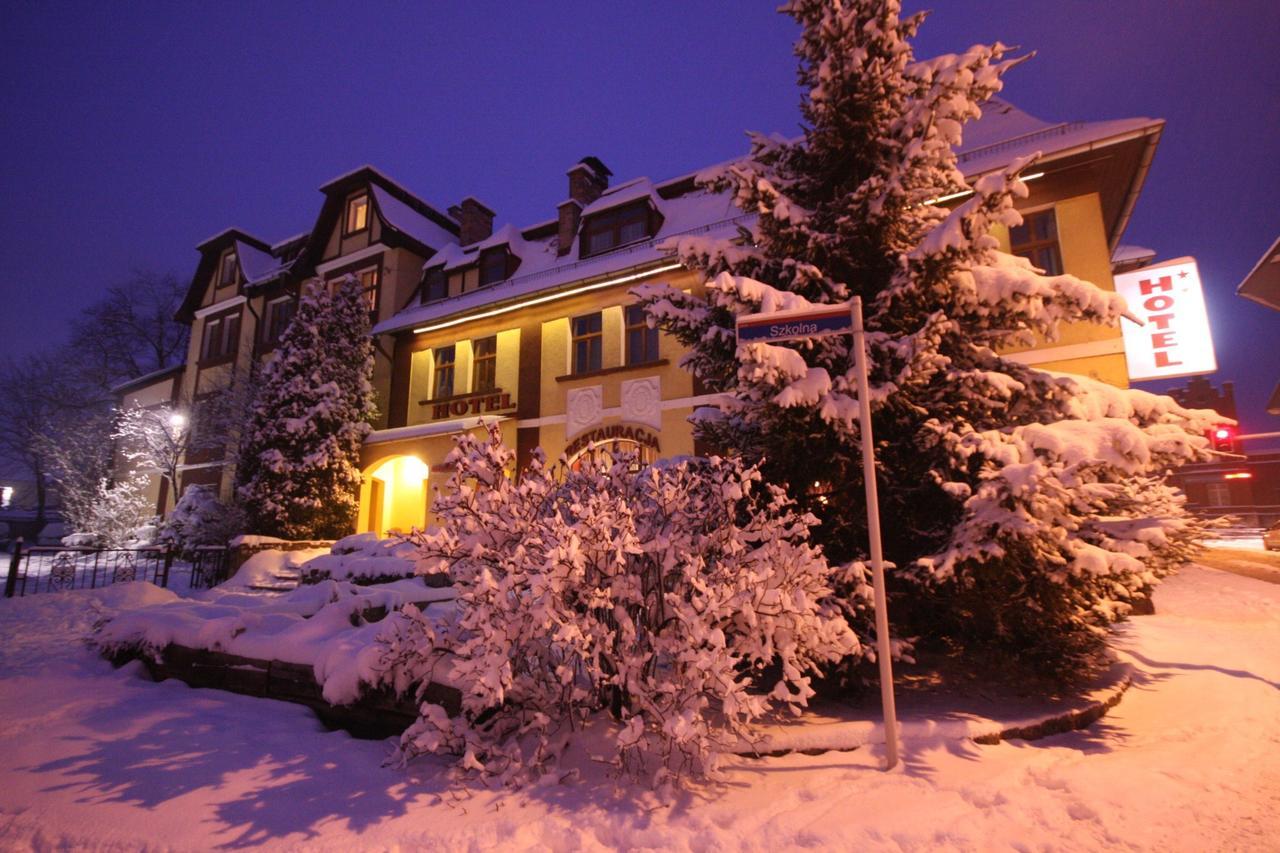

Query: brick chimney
[[557, 156, 611, 256], [457, 197, 495, 246]]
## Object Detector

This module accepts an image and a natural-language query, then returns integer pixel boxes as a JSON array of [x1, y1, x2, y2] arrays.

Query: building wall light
[[1223, 472, 1252, 480], [412, 263, 684, 336]]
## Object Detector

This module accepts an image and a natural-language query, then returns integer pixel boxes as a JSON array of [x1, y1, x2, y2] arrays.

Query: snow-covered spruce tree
[[236, 276, 376, 540], [376, 427, 861, 786], [635, 0, 1216, 673]]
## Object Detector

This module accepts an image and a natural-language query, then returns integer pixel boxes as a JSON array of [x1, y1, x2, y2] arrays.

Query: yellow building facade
[[120, 100, 1164, 535]]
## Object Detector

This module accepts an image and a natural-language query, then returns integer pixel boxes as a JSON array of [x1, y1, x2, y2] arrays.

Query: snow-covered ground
[[0, 564, 1277, 850]]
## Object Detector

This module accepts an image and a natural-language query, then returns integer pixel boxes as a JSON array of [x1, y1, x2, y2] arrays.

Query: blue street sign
[[735, 304, 854, 344]]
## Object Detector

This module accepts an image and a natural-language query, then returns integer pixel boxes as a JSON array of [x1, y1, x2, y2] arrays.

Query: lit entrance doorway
[[361, 455, 429, 537]]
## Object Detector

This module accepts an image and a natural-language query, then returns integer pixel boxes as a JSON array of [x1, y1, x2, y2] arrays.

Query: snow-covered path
[[0, 565, 1276, 851]]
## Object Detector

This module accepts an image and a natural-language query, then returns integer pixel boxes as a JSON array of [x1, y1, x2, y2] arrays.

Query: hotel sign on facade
[[1114, 257, 1217, 381]]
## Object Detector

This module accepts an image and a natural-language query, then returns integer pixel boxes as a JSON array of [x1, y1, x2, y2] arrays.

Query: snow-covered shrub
[[237, 275, 376, 539], [377, 427, 861, 787], [157, 485, 244, 555], [300, 533, 423, 586], [635, 0, 1216, 675], [69, 472, 155, 548]]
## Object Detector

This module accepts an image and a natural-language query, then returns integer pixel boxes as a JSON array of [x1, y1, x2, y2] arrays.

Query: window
[[1, 485, 12, 509], [581, 201, 655, 257], [1205, 482, 1231, 507], [328, 268, 378, 312], [219, 251, 238, 287], [357, 267, 378, 312], [1010, 209, 1063, 276], [473, 336, 497, 393], [263, 297, 297, 347], [200, 310, 241, 363], [423, 267, 447, 303], [433, 346, 456, 399], [345, 193, 369, 235], [571, 313, 603, 375], [479, 248, 509, 286], [625, 304, 659, 366]]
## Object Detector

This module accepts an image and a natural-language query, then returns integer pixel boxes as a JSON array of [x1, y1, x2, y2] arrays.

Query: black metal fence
[[4, 541, 175, 597], [189, 545, 233, 590]]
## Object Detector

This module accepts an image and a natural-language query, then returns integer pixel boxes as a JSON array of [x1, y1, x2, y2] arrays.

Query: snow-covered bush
[[377, 427, 861, 787], [300, 533, 423, 585], [68, 472, 156, 548], [634, 0, 1217, 675], [237, 275, 376, 540], [157, 485, 244, 555]]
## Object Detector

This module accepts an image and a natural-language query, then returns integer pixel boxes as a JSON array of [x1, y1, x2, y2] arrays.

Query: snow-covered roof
[[375, 187, 746, 336], [580, 177, 665, 217], [1112, 244, 1156, 263], [475, 222, 533, 257], [1236, 234, 1280, 311], [110, 363, 184, 395], [234, 239, 285, 285], [956, 98, 1162, 178], [423, 242, 475, 272], [371, 185, 458, 251]]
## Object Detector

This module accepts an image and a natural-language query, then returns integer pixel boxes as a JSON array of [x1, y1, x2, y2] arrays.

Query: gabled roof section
[[957, 98, 1164, 252], [1237, 235, 1280, 311], [580, 176, 666, 218], [299, 166, 459, 267], [377, 185, 745, 336], [178, 227, 276, 322]]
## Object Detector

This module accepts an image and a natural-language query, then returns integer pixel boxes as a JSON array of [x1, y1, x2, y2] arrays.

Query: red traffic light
[[1210, 425, 1237, 452]]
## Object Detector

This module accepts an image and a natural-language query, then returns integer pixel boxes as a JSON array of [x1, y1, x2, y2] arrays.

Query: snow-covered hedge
[[376, 427, 863, 788], [300, 533, 424, 586]]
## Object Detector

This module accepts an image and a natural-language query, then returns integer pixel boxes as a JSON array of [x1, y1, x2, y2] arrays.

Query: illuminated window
[[345, 193, 369, 235], [625, 304, 659, 366], [423, 267, 447, 303], [219, 251, 238, 287], [434, 346, 456, 399], [328, 269, 378, 312], [571, 313, 603, 375], [1, 486, 12, 509], [581, 201, 655, 257], [1010, 209, 1063, 275], [358, 267, 378, 312], [263, 297, 296, 347], [473, 336, 497, 393], [568, 440, 656, 473]]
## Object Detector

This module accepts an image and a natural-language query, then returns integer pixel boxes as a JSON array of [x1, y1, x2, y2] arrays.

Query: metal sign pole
[[850, 296, 900, 770]]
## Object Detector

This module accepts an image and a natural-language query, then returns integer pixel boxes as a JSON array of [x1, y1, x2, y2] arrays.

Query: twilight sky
[[2, 1, 1277, 435]]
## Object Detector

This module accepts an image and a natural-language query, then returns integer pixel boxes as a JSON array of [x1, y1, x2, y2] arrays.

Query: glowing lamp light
[[1214, 428, 1231, 441], [1223, 472, 1252, 480], [169, 413, 187, 429]]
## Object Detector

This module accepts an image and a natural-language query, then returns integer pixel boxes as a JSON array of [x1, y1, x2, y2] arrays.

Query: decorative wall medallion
[[620, 376, 662, 431], [565, 385, 603, 439]]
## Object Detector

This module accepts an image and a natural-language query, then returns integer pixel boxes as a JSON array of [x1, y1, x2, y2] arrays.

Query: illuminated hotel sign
[[1114, 257, 1217, 381], [426, 390, 516, 420]]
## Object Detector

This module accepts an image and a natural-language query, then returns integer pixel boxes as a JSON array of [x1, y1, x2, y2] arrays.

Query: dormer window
[[345, 193, 370, 235], [479, 248, 512, 286], [581, 200, 657, 257], [219, 251, 238, 287], [423, 267, 447, 303]]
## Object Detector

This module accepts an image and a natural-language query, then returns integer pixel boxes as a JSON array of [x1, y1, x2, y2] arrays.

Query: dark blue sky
[[2, 1, 1277, 435]]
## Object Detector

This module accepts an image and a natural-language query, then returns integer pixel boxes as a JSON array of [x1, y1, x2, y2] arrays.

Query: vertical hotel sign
[[1114, 256, 1217, 381]]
